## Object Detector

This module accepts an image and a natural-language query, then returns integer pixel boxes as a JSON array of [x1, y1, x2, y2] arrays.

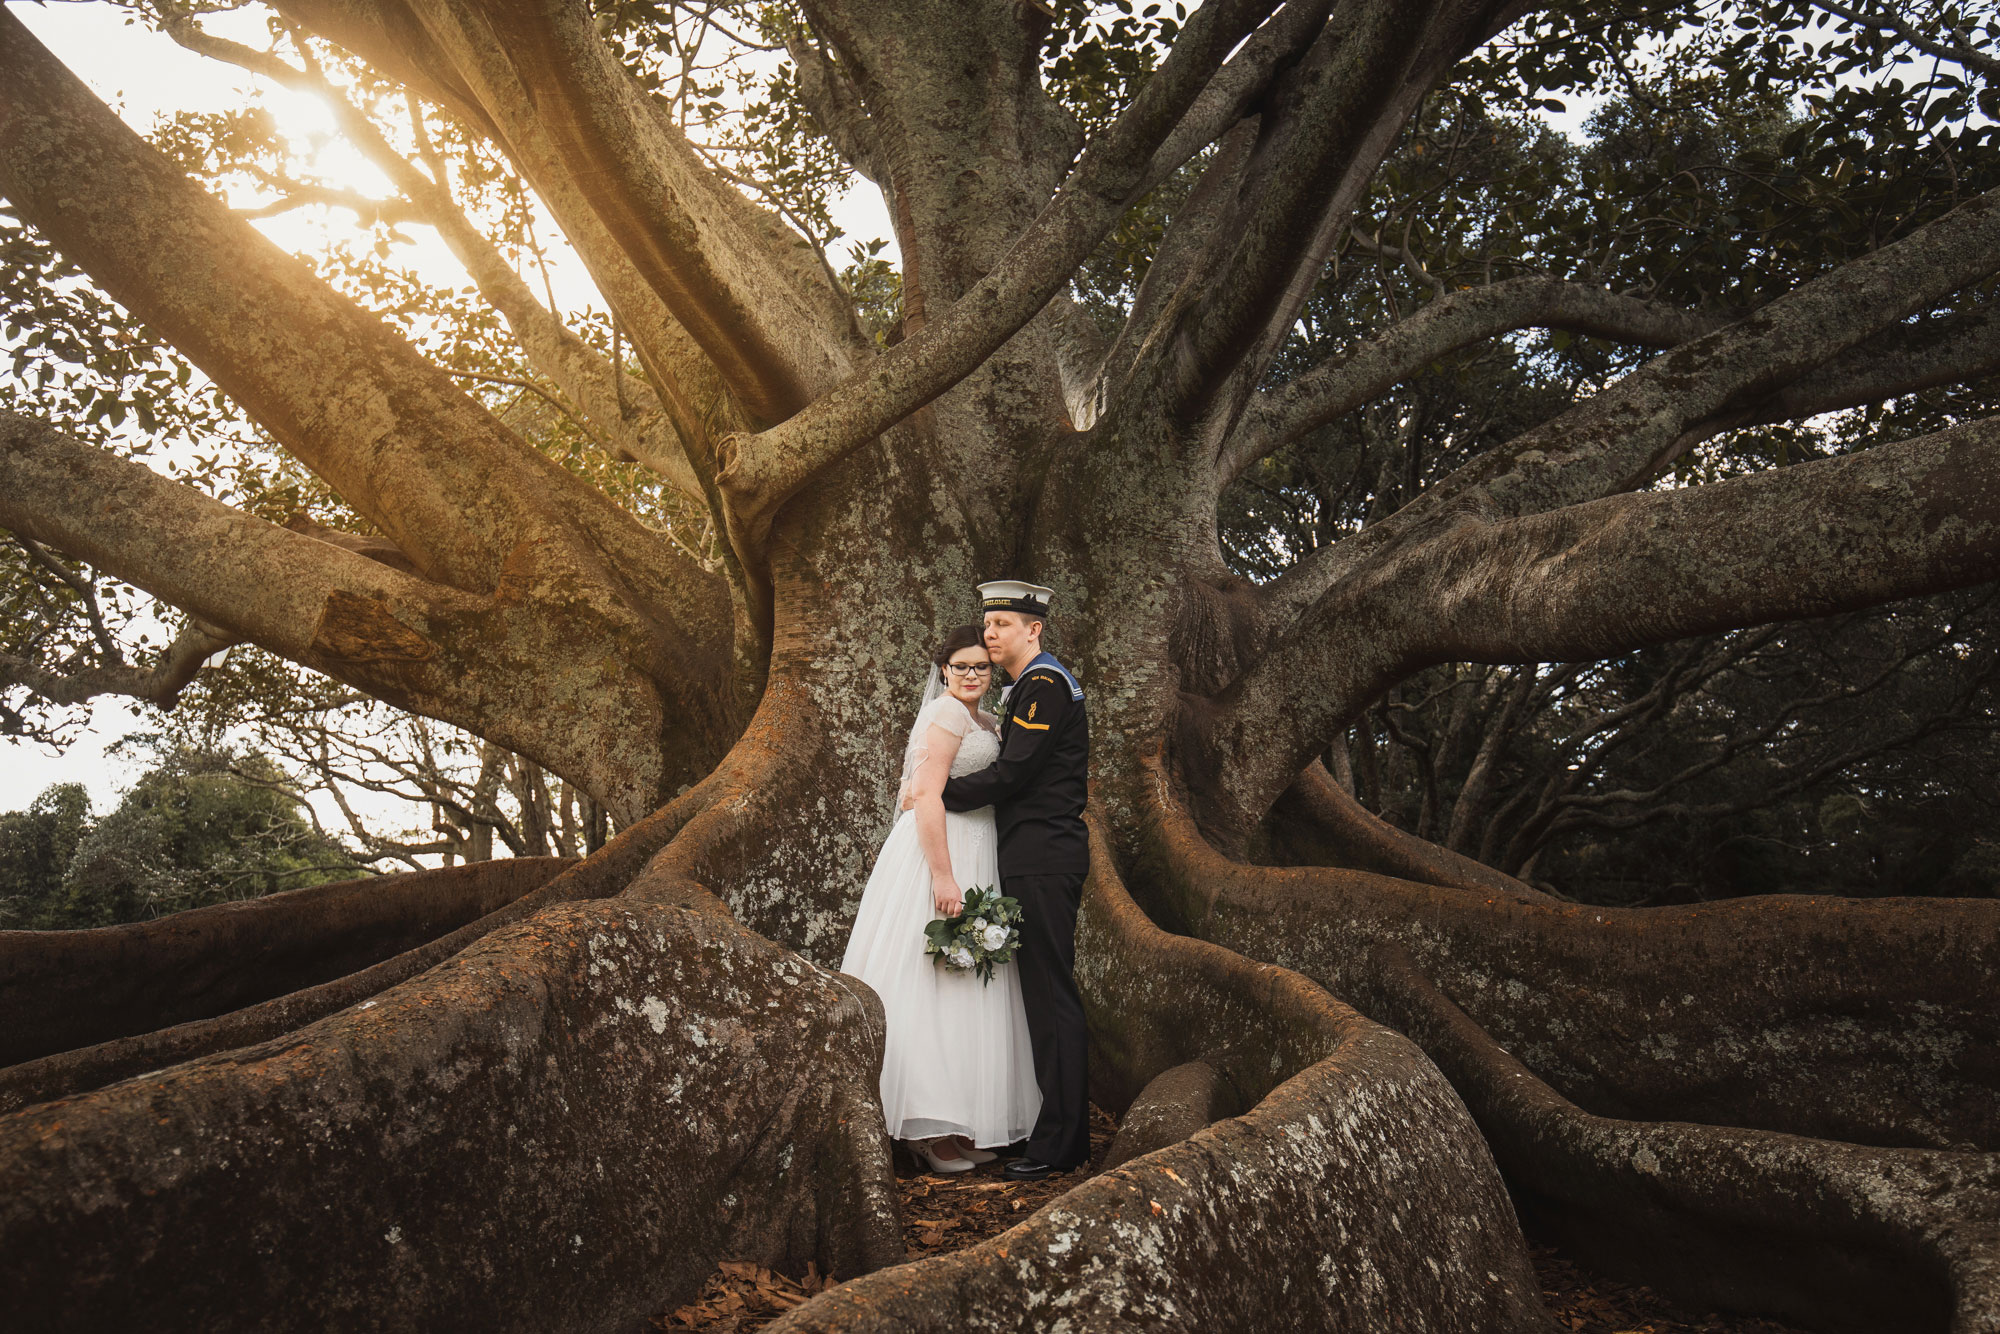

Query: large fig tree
[[3, 0, 1998, 1330]]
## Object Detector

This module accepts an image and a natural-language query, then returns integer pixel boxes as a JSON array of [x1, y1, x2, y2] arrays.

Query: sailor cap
[[977, 579, 1054, 618]]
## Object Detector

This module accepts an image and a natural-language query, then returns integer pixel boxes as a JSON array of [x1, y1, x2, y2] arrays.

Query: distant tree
[[0, 781, 89, 926], [1328, 588, 2000, 902], [0, 749, 364, 929]]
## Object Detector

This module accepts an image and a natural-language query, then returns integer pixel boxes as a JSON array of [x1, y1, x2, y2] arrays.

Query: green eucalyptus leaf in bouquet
[[923, 884, 1025, 984]]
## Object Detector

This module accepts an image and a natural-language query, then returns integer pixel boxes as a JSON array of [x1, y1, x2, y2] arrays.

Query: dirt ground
[[656, 1107, 1812, 1333]]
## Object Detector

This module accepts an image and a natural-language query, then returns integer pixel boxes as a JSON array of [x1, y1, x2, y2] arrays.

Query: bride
[[841, 626, 1040, 1173]]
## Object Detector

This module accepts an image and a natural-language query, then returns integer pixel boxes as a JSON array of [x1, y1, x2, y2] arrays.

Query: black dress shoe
[[1003, 1158, 1060, 1182]]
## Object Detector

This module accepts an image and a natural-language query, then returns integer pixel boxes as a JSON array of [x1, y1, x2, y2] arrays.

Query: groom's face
[[982, 612, 1040, 674]]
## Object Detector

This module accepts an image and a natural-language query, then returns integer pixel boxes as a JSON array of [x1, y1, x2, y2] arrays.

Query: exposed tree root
[[1101, 1059, 1235, 1171], [1140, 753, 2000, 1329], [1378, 946, 2000, 1334], [1147, 755, 2000, 1151], [0, 891, 898, 1332], [0, 704, 906, 1330], [0, 783, 712, 1114], [11, 678, 1987, 1332], [764, 828, 1551, 1333], [0, 857, 569, 1069]]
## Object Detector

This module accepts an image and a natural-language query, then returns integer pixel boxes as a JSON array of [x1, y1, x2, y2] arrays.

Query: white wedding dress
[[840, 693, 1041, 1147]]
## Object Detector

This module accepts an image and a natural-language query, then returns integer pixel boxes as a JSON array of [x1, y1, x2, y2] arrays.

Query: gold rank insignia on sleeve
[[1010, 674, 1057, 727]]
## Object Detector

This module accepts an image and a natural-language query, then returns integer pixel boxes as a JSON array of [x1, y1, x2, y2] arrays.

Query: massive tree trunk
[[3, 1, 1999, 1330]]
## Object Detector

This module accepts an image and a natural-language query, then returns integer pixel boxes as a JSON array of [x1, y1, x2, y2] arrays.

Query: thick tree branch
[[0, 10, 696, 606], [1142, 0, 1524, 445], [1220, 276, 1724, 484], [1196, 413, 2000, 837], [1705, 301, 2000, 435], [977, 1, 1342, 429], [0, 411, 471, 677], [713, 0, 1287, 535], [1091, 119, 1264, 414], [1131, 0, 1340, 197], [1264, 185, 2000, 628], [0, 412, 736, 819]]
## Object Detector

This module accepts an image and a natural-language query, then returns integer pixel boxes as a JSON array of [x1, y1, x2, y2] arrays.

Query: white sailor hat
[[977, 579, 1054, 618]]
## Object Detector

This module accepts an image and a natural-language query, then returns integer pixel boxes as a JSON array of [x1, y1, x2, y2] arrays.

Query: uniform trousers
[[1005, 868, 1091, 1169]]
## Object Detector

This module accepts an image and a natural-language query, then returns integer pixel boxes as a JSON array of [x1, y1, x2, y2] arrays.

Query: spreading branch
[[0, 411, 469, 678], [1196, 412, 2000, 836], [1220, 276, 1725, 484], [1262, 184, 2000, 627], [1700, 301, 2000, 437], [0, 10, 689, 600], [0, 411, 734, 821]]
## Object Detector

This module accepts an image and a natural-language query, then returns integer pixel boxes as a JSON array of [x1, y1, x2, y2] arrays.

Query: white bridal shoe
[[911, 1137, 977, 1175], [953, 1140, 997, 1164]]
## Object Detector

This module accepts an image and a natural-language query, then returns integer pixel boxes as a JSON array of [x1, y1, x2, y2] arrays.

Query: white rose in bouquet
[[980, 923, 1009, 951], [948, 946, 975, 969], [971, 917, 988, 931]]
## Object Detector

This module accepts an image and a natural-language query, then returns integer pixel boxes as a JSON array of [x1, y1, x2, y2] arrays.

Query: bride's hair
[[931, 625, 986, 684]]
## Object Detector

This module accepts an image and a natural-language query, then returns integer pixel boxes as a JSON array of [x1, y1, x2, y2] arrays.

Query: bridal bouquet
[[924, 886, 1023, 984]]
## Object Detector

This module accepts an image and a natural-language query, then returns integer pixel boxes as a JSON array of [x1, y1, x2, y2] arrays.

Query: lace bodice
[[950, 716, 1001, 776]]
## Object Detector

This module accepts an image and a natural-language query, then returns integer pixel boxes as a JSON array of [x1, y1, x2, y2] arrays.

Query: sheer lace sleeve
[[926, 697, 976, 737], [896, 696, 973, 807]]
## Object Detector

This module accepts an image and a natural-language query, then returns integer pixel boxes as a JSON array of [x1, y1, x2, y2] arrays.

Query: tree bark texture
[[2, 1, 1998, 1329]]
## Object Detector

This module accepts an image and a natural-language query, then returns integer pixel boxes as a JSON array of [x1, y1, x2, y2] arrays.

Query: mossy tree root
[[1140, 754, 2000, 1331]]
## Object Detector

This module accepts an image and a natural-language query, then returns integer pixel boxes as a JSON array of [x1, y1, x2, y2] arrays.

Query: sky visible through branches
[[0, 0, 906, 828]]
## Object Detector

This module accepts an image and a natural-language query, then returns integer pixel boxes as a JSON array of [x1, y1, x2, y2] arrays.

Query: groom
[[939, 579, 1091, 1180]]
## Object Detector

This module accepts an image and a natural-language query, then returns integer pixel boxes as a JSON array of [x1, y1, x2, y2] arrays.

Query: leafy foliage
[[1333, 590, 2000, 903], [0, 747, 365, 930]]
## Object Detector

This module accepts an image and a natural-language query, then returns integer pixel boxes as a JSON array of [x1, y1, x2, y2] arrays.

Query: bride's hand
[[932, 877, 963, 917]]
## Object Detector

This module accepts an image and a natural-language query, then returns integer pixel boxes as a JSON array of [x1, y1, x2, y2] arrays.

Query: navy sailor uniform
[[942, 652, 1089, 875]]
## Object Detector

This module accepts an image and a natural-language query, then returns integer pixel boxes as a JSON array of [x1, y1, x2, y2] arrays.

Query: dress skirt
[[840, 805, 1041, 1147]]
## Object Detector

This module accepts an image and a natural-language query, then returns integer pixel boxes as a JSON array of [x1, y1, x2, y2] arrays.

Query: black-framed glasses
[[944, 662, 994, 677]]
